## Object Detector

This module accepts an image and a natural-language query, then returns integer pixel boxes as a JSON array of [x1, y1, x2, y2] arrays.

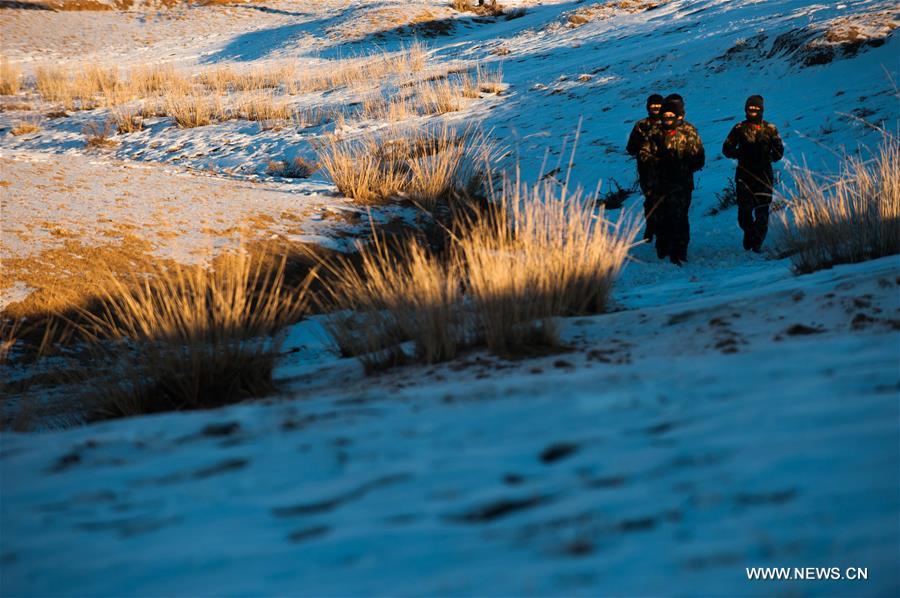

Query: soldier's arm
[[767, 124, 784, 163], [722, 124, 741, 159], [690, 130, 706, 172], [637, 135, 657, 165], [626, 122, 643, 157]]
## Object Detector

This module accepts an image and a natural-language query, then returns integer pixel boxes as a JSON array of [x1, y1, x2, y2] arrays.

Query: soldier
[[626, 93, 664, 241], [722, 95, 784, 252], [640, 96, 705, 265]]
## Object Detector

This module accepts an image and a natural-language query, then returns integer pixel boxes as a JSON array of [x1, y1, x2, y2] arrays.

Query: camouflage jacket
[[722, 120, 784, 184], [639, 121, 705, 192], [626, 116, 659, 158]]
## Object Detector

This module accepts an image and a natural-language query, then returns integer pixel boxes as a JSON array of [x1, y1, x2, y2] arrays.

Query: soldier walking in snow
[[639, 96, 705, 266], [722, 95, 784, 252], [626, 93, 664, 241]]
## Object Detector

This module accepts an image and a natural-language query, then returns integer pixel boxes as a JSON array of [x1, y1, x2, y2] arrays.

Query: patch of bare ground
[[720, 11, 899, 68], [331, 5, 457, 42], [560, 0, 667, 28]]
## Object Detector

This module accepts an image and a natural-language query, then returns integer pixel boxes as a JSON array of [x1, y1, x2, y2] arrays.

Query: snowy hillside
[[1, 0, 898, 596]]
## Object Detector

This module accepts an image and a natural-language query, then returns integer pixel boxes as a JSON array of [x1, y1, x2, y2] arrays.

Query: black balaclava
[[665, 93, 685, 121], [646, 93, 664, 119], [745, 94, 764, 124], [661, 98, 681, 131]]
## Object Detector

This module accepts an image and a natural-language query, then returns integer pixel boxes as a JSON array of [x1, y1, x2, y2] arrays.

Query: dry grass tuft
[[317, 124, 496, 211], [459, 174, 639, 354], [0, 58, 22, 96], [163, 90, 223, 128], [72, 250, 310, 419], [320, 151, 638, 367], [776, 134, 900, 273], [322, 238, 466, 371], [83, 120, 118, 148], [266, 156, 318, 179], [11, 118, 41, 136], [452, 0, 505, 17], [109, 104, 144, 133], [236, 91, 294, 128]]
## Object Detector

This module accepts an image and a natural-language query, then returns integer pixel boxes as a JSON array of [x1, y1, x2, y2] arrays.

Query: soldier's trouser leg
[[736, 177, 756, 249], [643, 188, 661, 240], [750, 185, 773, 247], [670, 191, 691, 261]]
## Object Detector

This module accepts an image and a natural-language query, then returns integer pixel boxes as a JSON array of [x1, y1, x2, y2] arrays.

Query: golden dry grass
[[316, 124, 496, 210], [0, 58, 22, 96], [72, 249, 310, 418], [10, 119, 41, 136], [776, 134, 900, 273], [459, 174, 639, 353], [321, 157, 639, 367], [83, 120, 118, 148], [322, 237, 465, 370], [266, 156, 318, 179], [163, 90, 223, 128], [109, 104, 144, 133]]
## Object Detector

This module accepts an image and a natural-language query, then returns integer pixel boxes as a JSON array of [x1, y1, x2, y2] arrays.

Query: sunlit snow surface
[[1, 0, 898, 595]]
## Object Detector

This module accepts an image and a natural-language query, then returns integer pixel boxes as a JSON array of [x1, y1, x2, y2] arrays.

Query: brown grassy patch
[[459, 175, 638, 353], [69, 248, 310, 419], [319, 165, 638, 367], [11, 118, 41, 135], [109, 104, 143, 133], [316, 124, 496, 210], [83, 119, 118, 148], [776, 134, 899, 273], [163, 90, 223, 128], [451, 0, 505, 17], [266, 156, 318, 179], [321, 237, 466, 370], [0, 58, 22, 95]]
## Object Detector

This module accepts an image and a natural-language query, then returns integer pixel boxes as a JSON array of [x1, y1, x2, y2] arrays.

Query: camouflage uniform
[[627, 114, 662, 236], [640, 120, 705, 262], [722, 117, 784, 250]]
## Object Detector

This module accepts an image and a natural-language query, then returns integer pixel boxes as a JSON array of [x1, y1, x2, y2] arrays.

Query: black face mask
[[648, 104, 662, 118], [746, 107, 763, 124], [661, 113, 678, 130]]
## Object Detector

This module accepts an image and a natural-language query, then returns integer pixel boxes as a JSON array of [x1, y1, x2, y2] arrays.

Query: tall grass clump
[[319, 151, 638, 367], [0, 58, 22, 95], [322, 238, 466, 371], [163, 90, 223, 128], [459, 174, 639, 353], [776, 134, 900, 273], [74, 250, 310, 419], [317, 124, 496, 211]]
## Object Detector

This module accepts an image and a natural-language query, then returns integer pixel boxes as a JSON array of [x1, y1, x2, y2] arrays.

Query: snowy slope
[[1, 0, 899, 596], [2, 255, 898, 596]]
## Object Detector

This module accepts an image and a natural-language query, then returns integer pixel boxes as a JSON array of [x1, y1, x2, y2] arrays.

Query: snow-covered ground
[[1, 0, 898, 595]]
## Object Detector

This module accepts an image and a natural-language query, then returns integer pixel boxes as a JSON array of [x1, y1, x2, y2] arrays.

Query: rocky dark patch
[[645, 420, 676, 436], [540, 442, 579, 464], [616, 515, 657, 533], [272, 474, 411, 518], [783, 324, 826, 336], [452, 495, 551, 523], [503, 473, 525, 485], [200, 421, 241, 438], [851, 312, 878, 330], [563, 538, 595, 556], [192, 458, 249, 480], [287, 524, 330, 543]]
